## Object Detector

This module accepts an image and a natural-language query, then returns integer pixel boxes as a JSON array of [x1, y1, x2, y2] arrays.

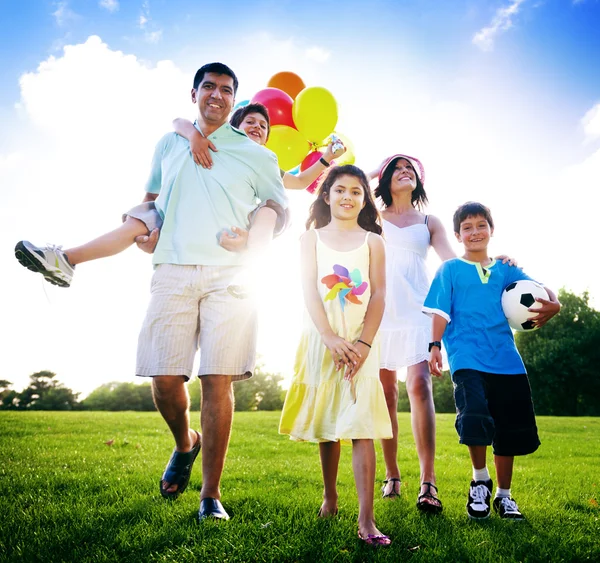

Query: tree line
[[2, 289, 598, 416]]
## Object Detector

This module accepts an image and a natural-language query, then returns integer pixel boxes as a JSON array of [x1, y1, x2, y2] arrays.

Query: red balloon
[[251, 88, 295, 129], [300, 151, 326, 194]]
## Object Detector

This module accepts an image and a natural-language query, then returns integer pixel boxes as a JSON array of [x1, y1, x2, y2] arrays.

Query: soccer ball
[[501, 280, 549, 331]]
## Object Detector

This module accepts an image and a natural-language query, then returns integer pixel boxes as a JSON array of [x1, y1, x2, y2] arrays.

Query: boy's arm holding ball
[[531, 286, 561, 328]]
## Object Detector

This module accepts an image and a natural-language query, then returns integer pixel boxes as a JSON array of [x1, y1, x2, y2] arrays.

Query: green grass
[[0, 412, 598, 562]]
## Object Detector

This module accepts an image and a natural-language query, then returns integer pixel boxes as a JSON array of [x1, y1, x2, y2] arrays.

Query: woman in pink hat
[[371, 154, 453, 513]]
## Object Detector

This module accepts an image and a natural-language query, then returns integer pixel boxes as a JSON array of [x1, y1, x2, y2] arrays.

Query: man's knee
[[200, 375, 234, 399], [152, 375, 187, 401]]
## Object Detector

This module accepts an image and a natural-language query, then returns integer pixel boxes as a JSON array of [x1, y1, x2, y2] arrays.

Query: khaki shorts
[[136, 264, 257, 381]]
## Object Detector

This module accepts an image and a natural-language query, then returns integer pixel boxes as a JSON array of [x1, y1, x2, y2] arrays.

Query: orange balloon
[[267, 72, 306, 100]]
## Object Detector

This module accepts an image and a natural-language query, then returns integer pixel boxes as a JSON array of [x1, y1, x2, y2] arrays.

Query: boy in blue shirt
[[423, 202, 560, 520]]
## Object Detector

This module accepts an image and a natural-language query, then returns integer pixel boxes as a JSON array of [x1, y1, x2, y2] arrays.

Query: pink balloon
[[301, 151, 326, 194], [251, 88, 295, 129]]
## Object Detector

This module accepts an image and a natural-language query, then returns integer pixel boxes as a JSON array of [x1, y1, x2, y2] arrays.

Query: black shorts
[[451, 369, 541, 456]]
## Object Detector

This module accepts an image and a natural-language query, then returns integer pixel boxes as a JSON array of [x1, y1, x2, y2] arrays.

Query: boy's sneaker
[[493, 496, 525, 520], [15, 241, 74, 288], [467, 479, 493, 519]]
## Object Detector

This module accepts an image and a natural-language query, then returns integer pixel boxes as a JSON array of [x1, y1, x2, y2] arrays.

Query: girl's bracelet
[[357, 339, 371, 348]]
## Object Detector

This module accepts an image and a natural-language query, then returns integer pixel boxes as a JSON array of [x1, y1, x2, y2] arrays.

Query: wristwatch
[[428, 341, 442, 352]]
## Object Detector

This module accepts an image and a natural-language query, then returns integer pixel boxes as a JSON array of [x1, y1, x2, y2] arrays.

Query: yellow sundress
[[279, 230, 393, 442]]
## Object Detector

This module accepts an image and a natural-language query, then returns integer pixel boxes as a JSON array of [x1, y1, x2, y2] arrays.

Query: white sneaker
[[15, 241, 75, 287]]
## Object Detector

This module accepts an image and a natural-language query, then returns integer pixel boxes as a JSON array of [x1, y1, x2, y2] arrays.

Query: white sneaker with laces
[[15, 241, 75, 287], [467, 479, 493, 519]]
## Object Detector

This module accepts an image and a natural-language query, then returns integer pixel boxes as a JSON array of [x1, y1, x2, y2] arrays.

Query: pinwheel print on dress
[[321, 264, 368, 404], [321, 264, 368, 311]]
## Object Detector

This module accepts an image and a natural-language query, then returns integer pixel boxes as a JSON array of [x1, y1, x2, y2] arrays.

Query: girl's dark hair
[[374, 156, 428, 210], [453, 202, 494, 234], [230, 103, 271, 138], [305, 165, 382, 235]]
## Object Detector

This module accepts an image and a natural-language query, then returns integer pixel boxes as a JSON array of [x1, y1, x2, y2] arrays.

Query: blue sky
[[1, 0, 599, 394]]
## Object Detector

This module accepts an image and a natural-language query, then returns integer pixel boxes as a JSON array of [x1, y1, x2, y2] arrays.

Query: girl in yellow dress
[[279, 164, 393, 547]]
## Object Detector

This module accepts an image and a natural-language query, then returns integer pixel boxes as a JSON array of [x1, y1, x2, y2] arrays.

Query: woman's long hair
[[305, 165, 382, 235]]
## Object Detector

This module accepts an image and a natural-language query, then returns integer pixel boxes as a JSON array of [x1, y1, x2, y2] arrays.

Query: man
[[137, 62, 287, 521]]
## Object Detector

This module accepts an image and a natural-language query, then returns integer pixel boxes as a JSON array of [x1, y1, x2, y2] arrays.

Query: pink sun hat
[[378, 154, 425, 185]]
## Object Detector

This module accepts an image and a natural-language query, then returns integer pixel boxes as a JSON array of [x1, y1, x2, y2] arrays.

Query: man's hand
[[219, 226, 249, 252], [530, 297, 561, 328], [135, 228, 160, 254], [428, 348, 444, 377], [190, 132, 217, 169]]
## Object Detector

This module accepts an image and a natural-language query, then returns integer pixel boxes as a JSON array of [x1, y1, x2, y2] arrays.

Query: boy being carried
[[423, 202, 560, 520]]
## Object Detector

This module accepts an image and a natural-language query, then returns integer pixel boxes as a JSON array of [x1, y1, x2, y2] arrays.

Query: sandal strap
[[383, 478, 401, 484], [421, 481, 438, 492]]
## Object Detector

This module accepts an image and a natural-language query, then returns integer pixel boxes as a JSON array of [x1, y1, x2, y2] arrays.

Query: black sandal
[[160, 430, 202, 500], [381, 478, 401, 499], [417, 482, 443, 513]]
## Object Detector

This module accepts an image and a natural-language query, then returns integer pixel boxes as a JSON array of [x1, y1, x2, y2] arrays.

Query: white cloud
[[305, 47, 331, 63], [52, 1, 79, 26], [472, 0, 526, 52], [145, 30, 162, 43], [582, 102, 600, 141], [99, 0, 119, 13], [139, 14, 148, 28]]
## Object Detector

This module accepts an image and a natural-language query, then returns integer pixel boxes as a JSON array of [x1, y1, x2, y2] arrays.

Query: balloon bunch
[[236, 71, 356, 192]]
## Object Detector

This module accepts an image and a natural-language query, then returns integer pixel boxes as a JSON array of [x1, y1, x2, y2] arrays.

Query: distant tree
[[82, 381, 154, 411], [17, 371, 79, 410], [516, 289, 600, 416], [0, 380, 18, 410], [397, 371, 455, 413]]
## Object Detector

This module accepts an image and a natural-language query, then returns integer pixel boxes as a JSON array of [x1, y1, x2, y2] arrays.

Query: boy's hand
[[530, 297, 561, 328], [190, 131, 217, 169], [322, 333, 361, 372], [219, 227, 249, 252], [496, 254, 519, 267], [429, 348, 444, 377], [345, 340, 370, 380], [135, 228, 160, 253]]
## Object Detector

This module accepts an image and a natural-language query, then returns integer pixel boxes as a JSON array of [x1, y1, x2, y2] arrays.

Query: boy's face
[[455, 214, 493, 252]]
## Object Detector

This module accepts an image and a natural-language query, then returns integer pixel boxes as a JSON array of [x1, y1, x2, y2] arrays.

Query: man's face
[[192, 72, 235, 126]]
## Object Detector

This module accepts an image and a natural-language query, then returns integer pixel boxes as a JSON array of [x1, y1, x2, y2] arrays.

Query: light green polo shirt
[[145, 122, 288, 266]]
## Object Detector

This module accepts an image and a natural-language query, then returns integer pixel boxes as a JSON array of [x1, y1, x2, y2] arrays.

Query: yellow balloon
[[292, 87, 338, 144], [265, 125, 310, 171], [330, 132, 355, 166]]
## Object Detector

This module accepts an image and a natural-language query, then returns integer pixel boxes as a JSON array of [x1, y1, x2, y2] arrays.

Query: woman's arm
[[172, 118, 217, 168], [346, 233, 386, 379], [283, 140, 345, 190], [428, 214, 456, 262], [300, 231, 361, 370]]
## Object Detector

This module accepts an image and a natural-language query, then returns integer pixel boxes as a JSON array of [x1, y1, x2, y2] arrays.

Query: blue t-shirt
[[422, 258, 535, 375]]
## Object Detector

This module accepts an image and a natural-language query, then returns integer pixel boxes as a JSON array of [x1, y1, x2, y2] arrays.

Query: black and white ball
[[501, 280, 549, 331]]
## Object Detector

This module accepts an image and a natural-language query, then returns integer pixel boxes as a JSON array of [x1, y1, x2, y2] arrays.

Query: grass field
[[0, 411, 598, 562]]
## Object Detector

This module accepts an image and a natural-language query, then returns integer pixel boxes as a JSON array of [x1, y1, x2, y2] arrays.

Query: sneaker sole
[[14, 242, 71, 288], [467, 512, 491, 520]]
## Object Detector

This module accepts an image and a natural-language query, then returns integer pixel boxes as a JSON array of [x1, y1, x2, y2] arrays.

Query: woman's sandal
[[358, 531, 392, 547], [381, 477, 401, 499], [416, 481, 443, 514], [160, 430, 202, 500]]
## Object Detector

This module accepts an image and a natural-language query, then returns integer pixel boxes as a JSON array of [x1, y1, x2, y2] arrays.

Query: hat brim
[[378, 154, 425, 185]]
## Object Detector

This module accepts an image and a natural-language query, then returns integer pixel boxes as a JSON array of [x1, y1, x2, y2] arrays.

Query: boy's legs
[[319, 441, 340, 517], [64, 217, 148, 265], [453, 369, 495, 519]]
